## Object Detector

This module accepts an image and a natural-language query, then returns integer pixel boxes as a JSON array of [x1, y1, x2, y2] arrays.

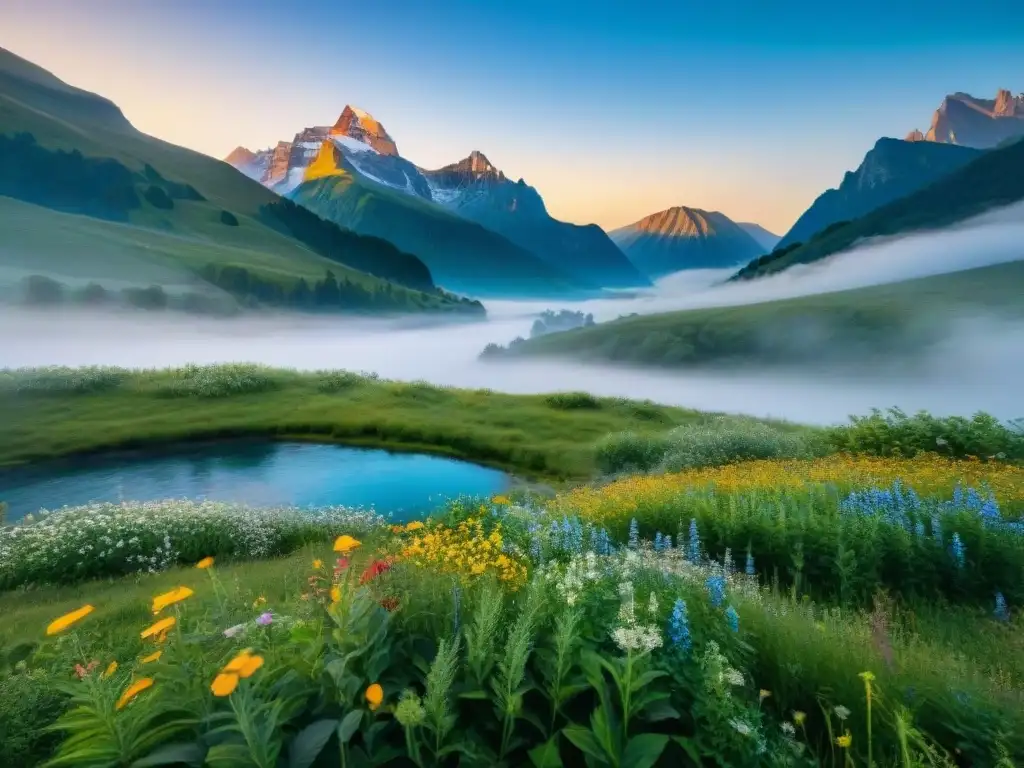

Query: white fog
[[2, 202, 1023, 426]]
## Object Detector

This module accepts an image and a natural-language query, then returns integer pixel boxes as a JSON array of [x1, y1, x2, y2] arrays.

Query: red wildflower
[[360, 558, 394, 585]]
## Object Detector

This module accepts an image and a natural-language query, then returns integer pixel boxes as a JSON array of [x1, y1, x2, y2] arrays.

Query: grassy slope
[[736, 137, 1024, 279], [0, 369, 813, 481], [487, 260, 1024, 368], [293, 173, 586, 298], [0, 48, 458, 310]]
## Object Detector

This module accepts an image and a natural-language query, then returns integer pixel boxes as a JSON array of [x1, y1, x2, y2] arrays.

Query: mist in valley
[[2, 201, 1023, 426]]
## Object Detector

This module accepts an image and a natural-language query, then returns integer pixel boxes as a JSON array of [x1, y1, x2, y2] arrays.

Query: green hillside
[[0, 46, 480, 316], [292, 171, 587, 299], [733, 138, 1024, 280], [482, 260, 1024, 368]]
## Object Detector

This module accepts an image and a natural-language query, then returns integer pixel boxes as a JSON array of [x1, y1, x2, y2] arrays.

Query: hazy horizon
[[3, 0, 1023, 234], [3, 202, 1022, 425]]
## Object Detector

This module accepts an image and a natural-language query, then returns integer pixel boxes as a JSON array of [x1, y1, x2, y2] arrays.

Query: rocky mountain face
[[610, 206, 764, 278], [330, 106, 399, 155], [422, 152, 648, 287], [776, 138, 983, 250], [225, 110, 648, 291], [908, 89, 1024, 149]]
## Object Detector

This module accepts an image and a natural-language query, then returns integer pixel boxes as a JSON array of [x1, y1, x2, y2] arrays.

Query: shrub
[[658, 418, 824, 472], [142, 184, 173, 210], [316, 370, 367, 393], [74, 282, 109, 304], [0, 366, 128, 395], [219, 210, 239, 226], [595, 431, 672, 474], [545, 391, 601, 410], [121, 285, 168, 310], [154, 363, 282, 398], [0, 669, 67, 766], [829, 407, 1024, 461], [21, 274, 65, 304]]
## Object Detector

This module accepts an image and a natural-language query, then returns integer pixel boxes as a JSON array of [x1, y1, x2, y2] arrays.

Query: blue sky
[[3, 0, 1024, 233]]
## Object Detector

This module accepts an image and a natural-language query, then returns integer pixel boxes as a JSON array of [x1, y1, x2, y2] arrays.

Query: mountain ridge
[[908, 89, 1024, 149], [609, 205, 764, 278]]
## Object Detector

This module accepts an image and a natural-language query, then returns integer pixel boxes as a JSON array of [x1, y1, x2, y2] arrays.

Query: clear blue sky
[[3, 0, 1024, 233]]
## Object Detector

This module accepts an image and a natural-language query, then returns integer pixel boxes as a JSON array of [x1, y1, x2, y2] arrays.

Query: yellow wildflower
[[140, 651, 162, 664], [759, 689, 771, 702], [793, 711, 806, 726], [312, 559, 323, 570], [365, 683, 384, 711], [46, 605, 95, 636], [837, 731, 852, 748], [224, 649, 264, 678], [151, 586, 194, 615], [103, 661, 118, 678], [859, 671, 876, 682], [211, 672, 239, 697], [491, 495, 511, 505], [331, 585, 341, 603], [196, 556, 215, 569], [116, 677, 154, 710], [405, 521, 424, 532], [141, 616, 176, 640], [334, 535, 362, 554], [252, 595, 267, 608]]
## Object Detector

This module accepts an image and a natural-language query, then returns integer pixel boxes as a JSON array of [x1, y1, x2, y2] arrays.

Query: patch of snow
[[347, 162, 396, 190], [332, 135, 377, 154], [273, 167, 307, 195], [424, 176, 464, 206]]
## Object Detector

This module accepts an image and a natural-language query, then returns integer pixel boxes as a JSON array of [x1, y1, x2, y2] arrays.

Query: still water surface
[[0, 442, 510, 522]]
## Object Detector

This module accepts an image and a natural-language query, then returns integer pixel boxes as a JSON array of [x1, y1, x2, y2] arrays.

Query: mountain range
[[226, 109, 650, 296], [774, 138, 983, 251], [907, 89, 1024, 149], [608, 206, 765, 278], [0, 46, 482, 317]]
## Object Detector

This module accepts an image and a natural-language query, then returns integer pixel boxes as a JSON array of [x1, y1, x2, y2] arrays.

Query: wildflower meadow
[[1, 392, 1022, 766]]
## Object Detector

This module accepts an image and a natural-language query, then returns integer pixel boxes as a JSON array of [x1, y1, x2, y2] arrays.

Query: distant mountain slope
[[737, 222, 780, 251], [482, 260, 1024, 369], [775, 138, 983, 250], [422, 151, 649, 289], [228, 114, 644, 293], [907, 89, 1024, 149], [609, 206, 763, 279], [731, 137, 1024, 280], [291, 140, 582, 297], [0, 46, 481, 316]]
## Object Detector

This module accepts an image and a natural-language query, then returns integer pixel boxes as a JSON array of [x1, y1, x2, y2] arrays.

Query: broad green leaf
[[458, 689, 490, 700], [622, 734, 670, 768], [671, 736, 702, 764], [629, 670, 667, 691], [562, 726, 606, 762], [639, 699, 680, 722], [518, 707, 547, 737], [131, 743, 205, 768], [288, 718, 339, 768], [589, 704, 619, 759], [337, 710, 363, 744], [528, 735, 564, 768]]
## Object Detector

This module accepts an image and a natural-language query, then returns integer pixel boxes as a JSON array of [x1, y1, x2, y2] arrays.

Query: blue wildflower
[[724, 605, 739, 633], [654, 532, 665, 552], [951, 532, 966, 569], [931, 514, 942, 546], [745, 549, 755, 577], [628, 518, 639, 550], [706, 574, 726, 608], [451, 583, 462, 638], [528, 524, 542, 562], [914, 521, 925, 539], [668, 598, 692, 652], [688, 519, 701, 562], [994, 591, 1009, 622], [594, 527, 612, 555]]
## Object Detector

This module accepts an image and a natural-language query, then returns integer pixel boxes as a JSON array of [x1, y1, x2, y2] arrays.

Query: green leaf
[[622, 734, 670, 768], [458, 689, 490, 700], [528, 735, 564, 768], [671, 736, 702, 764], [562, 726, 607, 763], [518, 707, 547, 737], [131, 743, 205, 768], [288, 718, 339, 768], [629, 670, 667, 691], [337, 710, 363, 744], [639, 699, 680, 722]]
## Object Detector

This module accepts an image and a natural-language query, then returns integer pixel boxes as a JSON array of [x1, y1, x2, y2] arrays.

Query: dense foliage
[[262, 198, 437, 293], [4, 486, 1021, 767]]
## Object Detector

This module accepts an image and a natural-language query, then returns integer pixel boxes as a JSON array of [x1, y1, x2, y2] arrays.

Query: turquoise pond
[[0, 442, 510, 522]]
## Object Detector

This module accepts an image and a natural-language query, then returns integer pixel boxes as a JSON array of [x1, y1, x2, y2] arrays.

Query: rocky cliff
[[330, 105, 399, 156], [908, 89, 1024, 149]]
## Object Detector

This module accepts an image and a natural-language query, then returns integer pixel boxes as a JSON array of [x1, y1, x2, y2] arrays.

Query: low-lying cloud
[[1, 201, 1022, 425]]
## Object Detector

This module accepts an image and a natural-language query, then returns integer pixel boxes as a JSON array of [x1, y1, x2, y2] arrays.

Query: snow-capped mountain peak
[[330, 105, 399, 156]]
